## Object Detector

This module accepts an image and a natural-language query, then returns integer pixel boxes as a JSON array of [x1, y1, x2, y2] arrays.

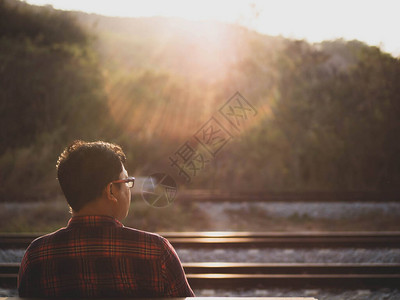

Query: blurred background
[[0, 0, 399, 233]]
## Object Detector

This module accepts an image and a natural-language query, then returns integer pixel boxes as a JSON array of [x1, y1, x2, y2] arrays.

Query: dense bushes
[[0, 0, 111, 200], [213, 39, 400, 192], [1, 0, 400, 202]]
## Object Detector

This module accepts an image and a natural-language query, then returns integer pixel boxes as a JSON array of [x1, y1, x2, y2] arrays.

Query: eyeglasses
[[111, 176, 135, 188]]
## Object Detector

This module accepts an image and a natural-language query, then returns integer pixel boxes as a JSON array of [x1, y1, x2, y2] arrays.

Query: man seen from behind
[[18, 140, 195, 298]]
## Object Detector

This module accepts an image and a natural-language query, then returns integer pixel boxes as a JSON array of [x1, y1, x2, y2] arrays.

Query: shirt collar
[[67, 215, 124, 228]]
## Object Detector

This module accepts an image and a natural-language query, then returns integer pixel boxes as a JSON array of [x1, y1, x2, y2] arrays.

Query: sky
[[24, 0, 400, 57]]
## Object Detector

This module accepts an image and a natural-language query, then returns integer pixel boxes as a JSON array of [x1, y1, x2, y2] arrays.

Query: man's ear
[[105, 183, 117, 202]]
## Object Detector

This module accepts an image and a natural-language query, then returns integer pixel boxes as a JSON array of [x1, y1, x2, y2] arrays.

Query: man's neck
[[72, 198, 115, 218]]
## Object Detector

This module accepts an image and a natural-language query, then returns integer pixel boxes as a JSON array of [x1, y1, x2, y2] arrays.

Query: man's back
[[18, 215, 194, 298]]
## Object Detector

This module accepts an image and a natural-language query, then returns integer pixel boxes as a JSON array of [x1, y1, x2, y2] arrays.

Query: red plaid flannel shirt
[[18, 215, 195, 298]]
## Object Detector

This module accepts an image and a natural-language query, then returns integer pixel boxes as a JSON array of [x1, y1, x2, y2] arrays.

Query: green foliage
[[219, 39, 400, 192], [0, 0, 88, 45], [0, 0, 112, 201], [1, 0, 400, 203]]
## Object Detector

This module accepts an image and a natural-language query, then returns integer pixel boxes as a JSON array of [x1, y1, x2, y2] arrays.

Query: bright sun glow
[[24, 0, 400, 57]]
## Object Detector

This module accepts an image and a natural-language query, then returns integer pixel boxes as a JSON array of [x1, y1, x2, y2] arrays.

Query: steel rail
[[1, 231, 400, 249], [2, 262, 400, 274], [1, 262, 400, 289]]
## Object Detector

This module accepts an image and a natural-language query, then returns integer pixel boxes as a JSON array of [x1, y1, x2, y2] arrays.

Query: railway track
[[178, 190, 400, 202], [1, 262, 399, 289], [1, 231, 400, 248], [2, 232, 399, 289]]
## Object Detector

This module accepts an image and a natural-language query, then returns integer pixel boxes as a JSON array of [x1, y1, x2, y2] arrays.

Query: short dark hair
[[56, 140, 126, 212]]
